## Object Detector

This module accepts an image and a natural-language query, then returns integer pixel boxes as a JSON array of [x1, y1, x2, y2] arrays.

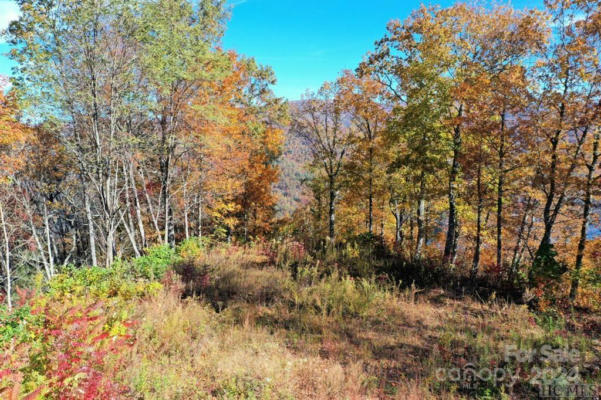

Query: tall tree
[[292, 83, 355, 242], [9, 0, 147, 265], [363, 6, 456, 259], [185, 53, 286, 240], [0, 92, 31, 308], [568, 0, 601, 299], [137, 0, 227, 246], [530, 0, 601, 282], [337, 71, 388, 235]]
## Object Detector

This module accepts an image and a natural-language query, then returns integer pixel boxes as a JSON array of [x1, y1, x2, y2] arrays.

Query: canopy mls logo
[[538, 383, 599, 399], [436, 344, 599, 398]]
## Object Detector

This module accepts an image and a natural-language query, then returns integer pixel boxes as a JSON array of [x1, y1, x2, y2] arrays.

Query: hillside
[[0, 75, 9, 91], [2, 241, 600, 399], [1, 0, 601, 399], [274, 124, 313, 217]]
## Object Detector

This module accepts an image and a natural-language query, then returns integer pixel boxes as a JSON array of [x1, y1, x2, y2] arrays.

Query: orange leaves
[[181, 52, 285, 237], [0, 93, 32, 180]]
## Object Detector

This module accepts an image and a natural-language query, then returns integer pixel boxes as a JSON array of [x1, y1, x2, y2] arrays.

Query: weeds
[[1, 240, 599, 399]]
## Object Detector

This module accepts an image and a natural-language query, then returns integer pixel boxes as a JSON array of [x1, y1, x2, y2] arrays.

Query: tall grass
[[2, 241, 599, 399]]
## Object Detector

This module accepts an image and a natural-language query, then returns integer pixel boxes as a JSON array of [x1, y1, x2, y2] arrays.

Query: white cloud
[[0, 1, 20, 42]]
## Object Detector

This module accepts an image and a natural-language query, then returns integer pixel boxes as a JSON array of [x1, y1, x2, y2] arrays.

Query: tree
[[8, 0, 230, 264], [185, 53, 286, 241], [0, 92, 31, 308], [363, 6, 456, 259], [292, 83, 355, 242], [9, 0, 148, 266], [459, 6, 546, 277], [568, 0, 601, 300], [529, 0, 601, 282], [136, 0, 228, 246], [337, 70, 388, 235]]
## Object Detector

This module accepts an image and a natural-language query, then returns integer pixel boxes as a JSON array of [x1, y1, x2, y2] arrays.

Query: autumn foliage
[[0, 0, 601, 397]]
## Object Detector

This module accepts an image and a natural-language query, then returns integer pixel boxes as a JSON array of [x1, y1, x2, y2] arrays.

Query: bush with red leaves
[[1, 295, 136, 399]]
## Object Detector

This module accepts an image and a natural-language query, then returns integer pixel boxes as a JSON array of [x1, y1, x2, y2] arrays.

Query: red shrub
[[28, 301, 135, 399]]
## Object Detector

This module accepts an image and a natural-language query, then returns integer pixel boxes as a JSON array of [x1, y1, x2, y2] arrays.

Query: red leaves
[[0, 341, 41, 399], [21, 387, 44, 400], [15, 299, 137, 399], [92, 332, 110, 343], [15, 286, 35, 307]]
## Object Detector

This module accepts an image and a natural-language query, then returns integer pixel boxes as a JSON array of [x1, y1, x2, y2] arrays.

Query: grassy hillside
[[1, 241, 600, 399]]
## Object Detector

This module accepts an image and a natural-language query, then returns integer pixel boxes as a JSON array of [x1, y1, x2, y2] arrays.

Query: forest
[[0, 0, 600, 399]]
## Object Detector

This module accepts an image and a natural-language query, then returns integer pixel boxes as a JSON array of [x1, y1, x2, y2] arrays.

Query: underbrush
[[1, 240, 600, 399], [122, 288, 369, 399], [169, 242, 601, 399], [0, 244, 173, 399]]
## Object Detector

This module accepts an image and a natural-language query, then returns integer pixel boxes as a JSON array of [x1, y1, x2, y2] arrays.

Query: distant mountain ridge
[[0, 75, 9, 92], [274, 124, 313, 217]]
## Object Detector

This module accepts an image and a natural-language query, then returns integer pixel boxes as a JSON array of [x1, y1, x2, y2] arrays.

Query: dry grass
[[121, 288, 372, 399], [117, 245, 600, 399]]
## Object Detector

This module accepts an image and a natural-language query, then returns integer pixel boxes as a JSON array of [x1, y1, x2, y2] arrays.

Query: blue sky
[[1, 0, 542, 99]]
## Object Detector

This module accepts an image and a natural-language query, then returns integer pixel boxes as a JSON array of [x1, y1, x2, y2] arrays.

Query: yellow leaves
[[181, 51, 284, 235], [0, 93, 32, 179]]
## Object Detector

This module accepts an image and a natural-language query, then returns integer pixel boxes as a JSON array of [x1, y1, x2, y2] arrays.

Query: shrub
[[0, 294, 136, 399], [0, 303, 42, 347], [288, 271, 390, 319], [29, 300, 134, 399], [133, 244, 178, 280], [529, 243, 567, 284], [263, 239, 308, 271], [0, 340, 41, 399], [47, 264, 162, 301], [176, 236, 209, 259]]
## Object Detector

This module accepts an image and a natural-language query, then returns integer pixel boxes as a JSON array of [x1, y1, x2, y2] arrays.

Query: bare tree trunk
[[123, 165, 140, 256], [409, 209, 415, 258], [197, 193, 203, 239], [184, 206, 190, 240], [517, 214, 534, 268], [391, 198, 404, 249], [496, 110, 506, 272], [163, 178, 170, 245], [0, 203, 12, 310], [510, 197, 532, 278], [167, 203, 175, 246], [472, 161, 483, 281], [138, 167, 163, 243], [415, 175, 426, 260], [159, 118, 174, 247], [368, 144, 374, 234], [105, 227, 114, 267], [121, 214, 140, 257], [380, 198, 385, 236], [103, 165, 121, 267], [23, 194, 51, 279], [183, 182, 190, 240], [315, 188, 323, 240], [444, 104, 462, 265], [128, 162, 146, 248], [84, 190, 98, 266], [43, 203, 55, 277], [570, 132, 599, 301], [328, 174, 336, 242]]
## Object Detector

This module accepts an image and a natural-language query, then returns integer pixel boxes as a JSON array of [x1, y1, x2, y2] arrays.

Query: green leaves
[[137, 0, 227, 91]]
